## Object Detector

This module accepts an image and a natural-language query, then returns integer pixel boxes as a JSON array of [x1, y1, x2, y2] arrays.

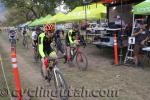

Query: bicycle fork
[[53, 66, 60, 88]]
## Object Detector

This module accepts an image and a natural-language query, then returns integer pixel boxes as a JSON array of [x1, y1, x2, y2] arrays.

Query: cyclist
[[32, 27, 41, 62], [22, 27, 27, 37], [54, 29, 65, 55], [38, 24, 57, 79], [8, 29, 17, 42], [65, 24, 79, 61], [22, 27, 28, 45]]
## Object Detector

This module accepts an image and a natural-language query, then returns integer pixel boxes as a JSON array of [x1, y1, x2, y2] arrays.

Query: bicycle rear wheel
[[25, 38, 28, 49], [23, 37, 28, 49], [54, 69, 68, 100], [34, 47, 39, 63], [76, 52, 88, 71], [11, 39, 16, 52]]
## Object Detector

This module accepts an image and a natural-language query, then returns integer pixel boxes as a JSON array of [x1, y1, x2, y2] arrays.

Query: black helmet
[[32, 28, 35, 31], [35, 27, 41, 31], [72, 24, 79, 30]]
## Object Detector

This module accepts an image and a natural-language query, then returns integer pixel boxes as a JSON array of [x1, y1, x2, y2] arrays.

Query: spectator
[[133, 21, 150, 66], [114, 15, 125, 28]]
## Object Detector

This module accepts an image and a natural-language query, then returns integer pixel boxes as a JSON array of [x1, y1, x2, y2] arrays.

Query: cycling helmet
[[31, 28, 35, 31], [35, 27, 41, 31], [72, 24, 79, 30], [44, 24, 55, 32]]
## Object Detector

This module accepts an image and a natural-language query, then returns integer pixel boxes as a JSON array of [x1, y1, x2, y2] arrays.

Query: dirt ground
[[0, 32, 150, 100]]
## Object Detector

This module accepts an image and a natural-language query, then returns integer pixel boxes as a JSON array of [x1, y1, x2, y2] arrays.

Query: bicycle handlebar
[[47, 56, 65, 61]]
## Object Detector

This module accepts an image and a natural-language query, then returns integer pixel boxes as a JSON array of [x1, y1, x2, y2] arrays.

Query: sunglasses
[[47, 30, 54, 33]]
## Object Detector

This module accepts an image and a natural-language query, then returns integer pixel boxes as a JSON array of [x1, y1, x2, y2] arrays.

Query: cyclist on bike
[[38, 24, 57, 79], [8, 29, 17, 42], [32, 27, 41, 62], [22, 27, 27, 37], [65, 24, 79, 61], [22, 27, 28, 44]]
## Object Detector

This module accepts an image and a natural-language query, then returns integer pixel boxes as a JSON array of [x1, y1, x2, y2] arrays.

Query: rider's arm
[[68, 32, 74, 44], [39, 34, 46, 58]]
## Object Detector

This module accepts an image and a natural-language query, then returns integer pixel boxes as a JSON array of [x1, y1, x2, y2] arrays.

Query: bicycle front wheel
[[54, 69, 68, 100], [23, 37, 28, 48], [76, 52, 88, 71], [11, 39, 16, 52], [25, 37, 28, 48]]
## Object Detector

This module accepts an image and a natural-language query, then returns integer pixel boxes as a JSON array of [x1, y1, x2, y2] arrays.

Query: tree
[[64, 0, 83, 10], [1, 0, 90, 25], [1, 0, 57, 19], [4, 7, 27, 26]]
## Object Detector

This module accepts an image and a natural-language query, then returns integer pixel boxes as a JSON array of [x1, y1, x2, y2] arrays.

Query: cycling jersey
[[38, 33, 54, 58], [9, 30, 16, 39], [32, 31, 38, 48], [22, 30, 27, 36], [32, 31, 38, 40], [65, 29, 78, 46]]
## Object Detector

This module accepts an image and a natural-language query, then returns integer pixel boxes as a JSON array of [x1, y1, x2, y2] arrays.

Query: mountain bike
[[66, 44, 88, 71], [41, 56, 68, 100], [9, 36, 16, 53], [34, 44, 40, 63], [22, 34, 28, 49]]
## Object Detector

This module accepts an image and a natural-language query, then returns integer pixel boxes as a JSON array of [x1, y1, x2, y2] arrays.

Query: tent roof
[[19, 21, 31, 27], [60, 3, 106, 22], [37, 14, 52, 25], [29, 14, 52, 26], [29, 19, 39, 26], [133, 0, 150, 15], [46, 13, 65, 24]]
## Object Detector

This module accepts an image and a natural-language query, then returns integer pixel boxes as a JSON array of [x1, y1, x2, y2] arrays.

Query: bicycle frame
[[47, 59, 63, 85], [23, 35, 27, 42], [53, 65, 60, 86], [70, 46, 81, 61]]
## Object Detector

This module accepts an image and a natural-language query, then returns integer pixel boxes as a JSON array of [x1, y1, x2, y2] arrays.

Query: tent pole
[[85, 4, 88, 41], [131, 14, 135, 36], [119, 0, 123, 65]]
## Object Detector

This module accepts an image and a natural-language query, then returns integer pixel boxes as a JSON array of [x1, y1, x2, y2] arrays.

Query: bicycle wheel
[[23, 37, 25, 46], [76, 52, 88, 71], [54, 69, 68, 100], [25, 37, 28, 49], [34, 48, 39, 63], [11, 39, 16, 52]]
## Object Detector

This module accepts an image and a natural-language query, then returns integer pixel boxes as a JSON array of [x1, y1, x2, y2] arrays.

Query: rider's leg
[[41, 58, 48, 79], [57, 43, 65, 55], [49, 51, 57, 69], [67, 46, 71, 61]]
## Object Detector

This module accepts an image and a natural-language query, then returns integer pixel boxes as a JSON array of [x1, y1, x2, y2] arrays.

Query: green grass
[[0, 45, 14, 100]]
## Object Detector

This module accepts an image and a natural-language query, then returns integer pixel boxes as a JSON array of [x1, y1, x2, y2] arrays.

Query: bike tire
[[25, 38, 28, 49], [11, 39, 16, 52], [54, 69, 69, 100], [76, 52, 88, 71], [34, 53, 38, 63], [23, 37, 28, 49], [34, 51, 39, 63]]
